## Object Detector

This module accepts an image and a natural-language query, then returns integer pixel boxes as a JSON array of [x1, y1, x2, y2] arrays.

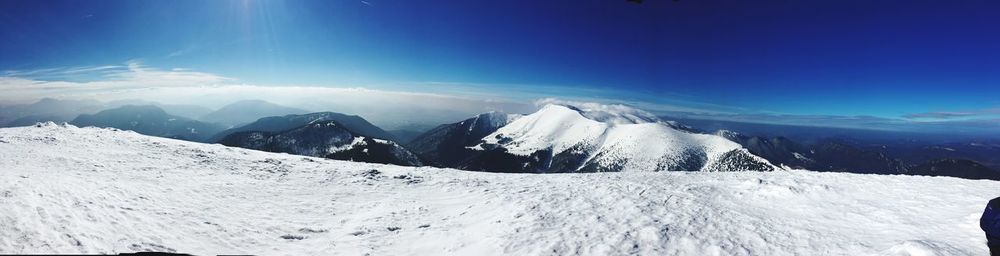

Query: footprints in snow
[[280, 234, 305, 240], [128, 242, 177, 253], [299, 227, 327, 233], [355, 169, 424, 185], [344, 224, 431, 238]]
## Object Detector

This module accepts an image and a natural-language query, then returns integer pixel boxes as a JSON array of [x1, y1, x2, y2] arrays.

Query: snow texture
[[0, 122, 997, 255]]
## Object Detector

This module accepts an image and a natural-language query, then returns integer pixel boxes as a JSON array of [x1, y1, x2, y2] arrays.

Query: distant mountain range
[[2, 98, 997, 180], [713, 129, 1000, 180], [0, 98, 225, 128], [71, 105, 225, 142], [0, 98, 107, 127]]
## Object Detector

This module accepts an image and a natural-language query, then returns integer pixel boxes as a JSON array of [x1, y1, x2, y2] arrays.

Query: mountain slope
[[71, 105, 225, 142], [218, 120, 422, 166], [407, 112, 520, 167], [466, 104, 775, 173], [199, 100, 308, 127], [0, 123, 995, 255], [210, 112, 397, 143]]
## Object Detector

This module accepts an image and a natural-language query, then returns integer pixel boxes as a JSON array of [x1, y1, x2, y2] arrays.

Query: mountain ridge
[[218, 119, 422, 166], [209, 111, 398, 143]]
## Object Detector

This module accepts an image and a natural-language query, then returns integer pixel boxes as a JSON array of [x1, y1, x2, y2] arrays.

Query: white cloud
[[0, 61, 232, 102]]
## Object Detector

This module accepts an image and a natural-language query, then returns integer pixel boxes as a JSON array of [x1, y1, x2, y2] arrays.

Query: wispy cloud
[[166, 48, 196, 58], [902, 106, 1000, 120], [391, 81, 742, 116], [902, 111, 978, 119], [0, 61, 232, 102], [2, 65, 123, 77], [164, 37, 258, 59], [657, 109, 1000, 136]]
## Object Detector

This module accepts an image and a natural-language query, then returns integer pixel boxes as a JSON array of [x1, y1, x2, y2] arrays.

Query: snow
[[324, 136, 406, 155], [714, 129, 740, 139], [326, 136, 367, 154], [1, 123, 998, 255], [792, 152, 813, 162]]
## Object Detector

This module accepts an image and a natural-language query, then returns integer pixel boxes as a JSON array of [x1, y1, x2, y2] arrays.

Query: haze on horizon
[[1, 0, 998, 137]]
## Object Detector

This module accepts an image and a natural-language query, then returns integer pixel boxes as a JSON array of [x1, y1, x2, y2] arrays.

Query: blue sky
[[1, 0, 998, 135]]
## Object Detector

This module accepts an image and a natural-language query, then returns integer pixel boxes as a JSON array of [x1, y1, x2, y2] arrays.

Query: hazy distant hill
[[0, 98, 107, 127], [106, 99, 215, 120], [71, 105, 225, 142], [199, 100, 308, 127]]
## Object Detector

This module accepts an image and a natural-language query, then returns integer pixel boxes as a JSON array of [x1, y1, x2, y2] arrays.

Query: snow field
[[0, 123, 996, 255]]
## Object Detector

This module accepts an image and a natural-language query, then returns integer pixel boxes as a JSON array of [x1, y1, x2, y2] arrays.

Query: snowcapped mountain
[[218, 120, 422, 166], [407, 111, 521, 167], [1, 123, 996, 255], [71, 105, 225, 142], [210, 111, 398, 143], [464, 104, 776, 173]]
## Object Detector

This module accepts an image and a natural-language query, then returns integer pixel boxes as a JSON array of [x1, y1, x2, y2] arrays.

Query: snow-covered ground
[[1, 123, 997, 255]]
